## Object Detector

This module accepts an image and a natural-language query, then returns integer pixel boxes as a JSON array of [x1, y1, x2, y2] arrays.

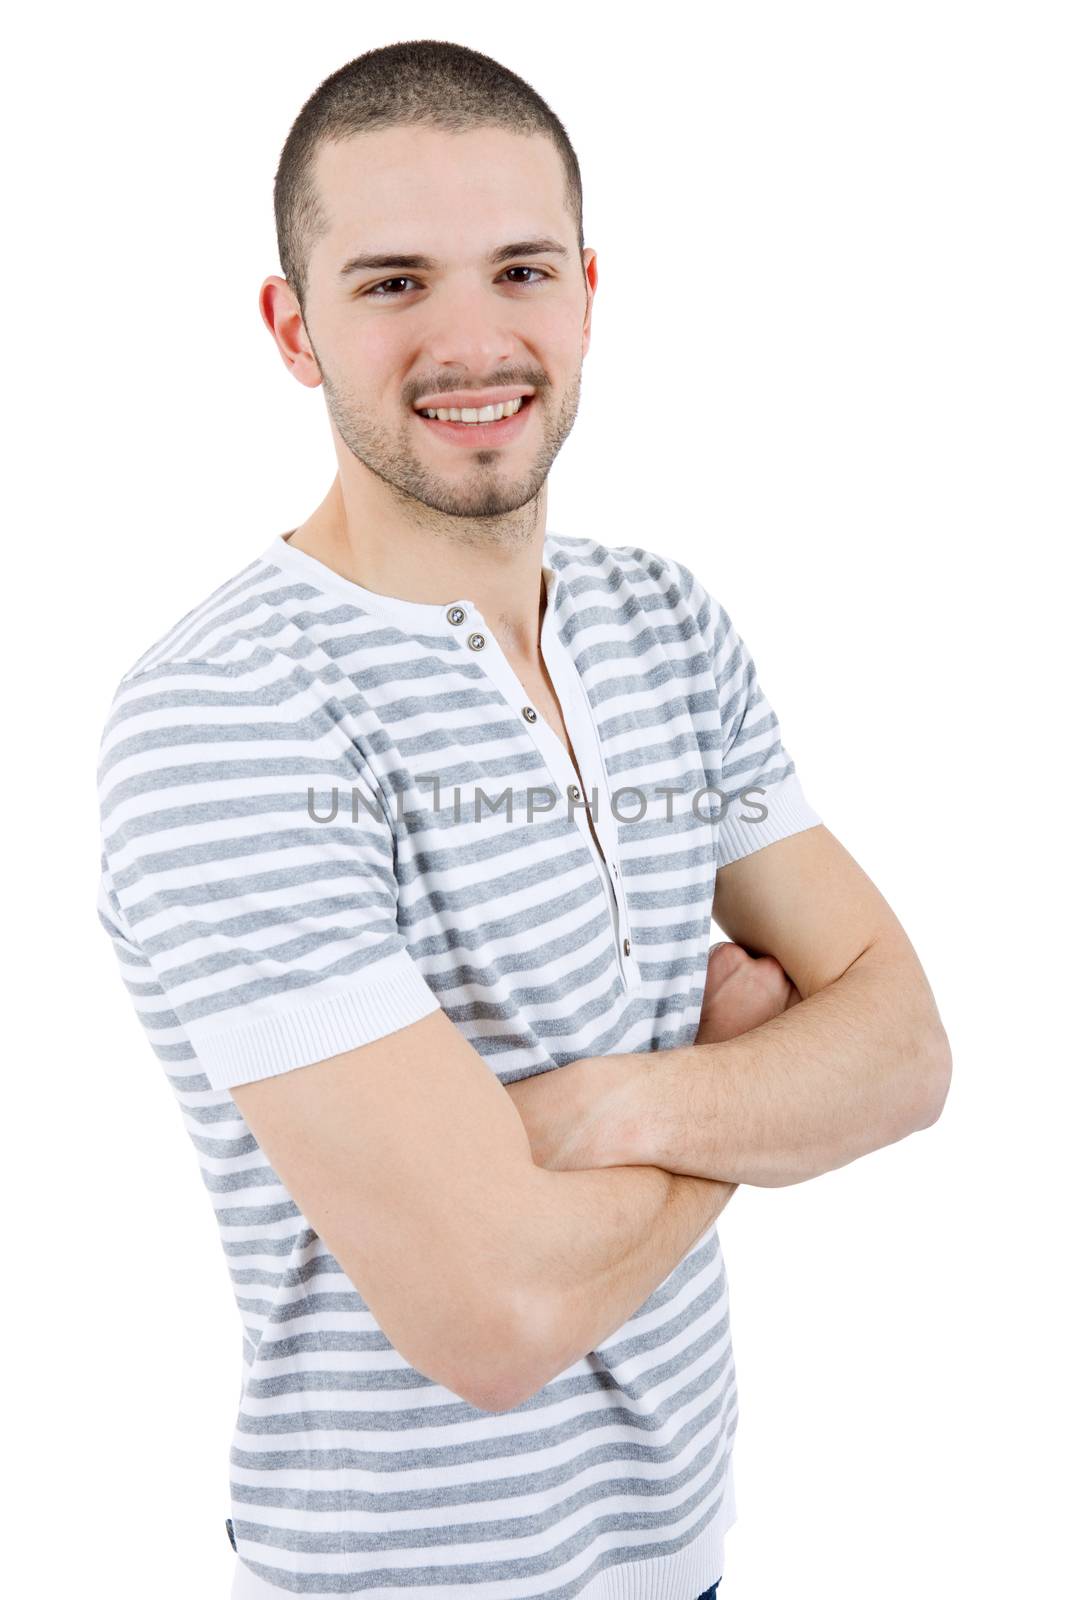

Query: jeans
[[695, 1582, 721, 1600]]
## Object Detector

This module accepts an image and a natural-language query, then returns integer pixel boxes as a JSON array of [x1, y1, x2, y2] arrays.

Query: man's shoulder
[[548, 529, 713, 620], [97, 536, 299, 775], [112, 538, 287, 689]]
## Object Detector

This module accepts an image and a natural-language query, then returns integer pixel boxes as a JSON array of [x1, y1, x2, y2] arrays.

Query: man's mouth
[[416, 395, 529, 424], [412, 393, 536, 447]]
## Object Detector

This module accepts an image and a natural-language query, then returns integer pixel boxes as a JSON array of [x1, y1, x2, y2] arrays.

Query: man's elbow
[[469, 1286, 567, 1414], [909, 1020, 953, 1131], [456, 1288, 556, 1415]]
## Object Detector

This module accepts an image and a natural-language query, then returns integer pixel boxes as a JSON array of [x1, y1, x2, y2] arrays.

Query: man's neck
[[289, 481, 551, 661]]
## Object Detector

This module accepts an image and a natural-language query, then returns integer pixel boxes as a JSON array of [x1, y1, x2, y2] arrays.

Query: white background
[[7, 3, 1063, 1596]]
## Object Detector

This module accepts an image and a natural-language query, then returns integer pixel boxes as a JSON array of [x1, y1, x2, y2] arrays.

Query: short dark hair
[[273, 40, 585, 317]]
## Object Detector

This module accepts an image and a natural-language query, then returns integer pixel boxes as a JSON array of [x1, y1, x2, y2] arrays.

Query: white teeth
[[417, 397, 526, 423]]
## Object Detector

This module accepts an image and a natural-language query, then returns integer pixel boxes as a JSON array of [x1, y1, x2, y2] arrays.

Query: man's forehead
[[313, 125, 568, 229]]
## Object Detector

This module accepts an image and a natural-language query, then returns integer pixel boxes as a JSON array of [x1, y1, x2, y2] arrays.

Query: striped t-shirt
[[96, 527, 822, 1599]]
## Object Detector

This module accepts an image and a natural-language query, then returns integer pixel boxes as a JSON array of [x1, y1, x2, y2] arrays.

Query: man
[[95, 39, 951, 1600]]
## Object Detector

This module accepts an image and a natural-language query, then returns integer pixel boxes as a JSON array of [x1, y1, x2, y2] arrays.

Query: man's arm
[[551, 825, 953, 1188], [517, 1166, 737, 1405], [232, 1002, 736, 1416]]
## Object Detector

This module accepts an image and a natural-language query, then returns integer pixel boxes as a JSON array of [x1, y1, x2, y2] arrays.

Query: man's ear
[[580, 248, 598, 357], [258, 275, 323, 390]]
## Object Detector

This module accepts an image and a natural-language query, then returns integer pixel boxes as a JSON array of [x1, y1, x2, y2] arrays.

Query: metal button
[[446, 605, 466, 625], [467, 632, 486, 651], [568, 783, 581, 801], [522, 705, 538, 722], [622, 937, 631, 956]]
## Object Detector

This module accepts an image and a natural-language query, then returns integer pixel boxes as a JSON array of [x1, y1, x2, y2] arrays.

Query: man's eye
[[502, 267, 548, 286], [367, 277, 419, 297], [365, 267, 548, 298]]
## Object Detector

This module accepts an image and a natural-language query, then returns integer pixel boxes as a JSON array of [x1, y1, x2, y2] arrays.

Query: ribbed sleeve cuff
[[190, 950, 442, 1091], [715, 770, 822, 867]]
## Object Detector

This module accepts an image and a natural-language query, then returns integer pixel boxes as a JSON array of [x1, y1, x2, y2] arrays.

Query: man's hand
[[502, 1056, 615, 1172], [696, 940, 802, 1044], [503, 942, 800, 1170]]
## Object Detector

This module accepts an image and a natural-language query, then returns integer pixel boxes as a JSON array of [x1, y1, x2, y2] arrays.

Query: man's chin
[[398, 467, 547, 521], [420, 491, 542, 520]]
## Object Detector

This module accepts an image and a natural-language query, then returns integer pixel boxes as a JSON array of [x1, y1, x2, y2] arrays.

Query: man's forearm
[[503, 1165, 736, 1411], [582, 936, 952, 1188]]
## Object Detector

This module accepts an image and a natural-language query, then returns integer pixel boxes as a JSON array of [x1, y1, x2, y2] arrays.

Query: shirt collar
[[264, 529, 563, 637]]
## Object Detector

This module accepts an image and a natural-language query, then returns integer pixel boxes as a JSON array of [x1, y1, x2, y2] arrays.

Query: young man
[[95, 40, 951, 1600]]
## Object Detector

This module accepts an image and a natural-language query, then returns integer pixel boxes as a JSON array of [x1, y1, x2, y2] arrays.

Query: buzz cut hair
[[273, 39, 585, 317]]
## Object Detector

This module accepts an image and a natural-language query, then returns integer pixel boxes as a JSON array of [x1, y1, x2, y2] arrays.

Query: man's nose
[[421, 283, 521, 376]]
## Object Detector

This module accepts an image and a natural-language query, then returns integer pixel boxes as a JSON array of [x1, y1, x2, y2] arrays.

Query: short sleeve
[[96, 654, 441, 1092], [669, 556, 823, 868]]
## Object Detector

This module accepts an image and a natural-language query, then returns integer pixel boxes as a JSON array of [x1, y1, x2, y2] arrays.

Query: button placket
[[458, 607, 635, 991], [544, 628, 638, 980], [609, 859, 637, 966], [539, 622, 637, 986], [543, 624, 633, 940]]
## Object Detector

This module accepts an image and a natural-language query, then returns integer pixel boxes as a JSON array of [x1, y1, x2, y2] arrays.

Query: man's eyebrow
[[337, 237, 570, 281]]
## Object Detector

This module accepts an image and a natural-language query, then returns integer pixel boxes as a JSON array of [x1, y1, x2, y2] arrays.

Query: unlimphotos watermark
[[306, 777, 772, 828]]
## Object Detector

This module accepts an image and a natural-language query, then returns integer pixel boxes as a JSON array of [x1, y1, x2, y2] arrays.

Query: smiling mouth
[[416, 395, 532, 423], [413, 393, 536, 446]]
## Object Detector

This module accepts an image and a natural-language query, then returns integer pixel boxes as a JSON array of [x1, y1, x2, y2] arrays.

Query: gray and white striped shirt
[[96, 527, 821, 1598]]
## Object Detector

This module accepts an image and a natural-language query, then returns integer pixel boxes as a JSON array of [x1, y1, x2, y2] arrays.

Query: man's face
[[300, 125, 595, 520]]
